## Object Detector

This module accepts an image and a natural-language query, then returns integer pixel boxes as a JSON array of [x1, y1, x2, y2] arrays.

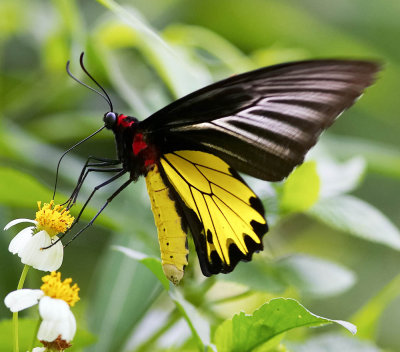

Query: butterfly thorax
[[112, 113, 159, 180]]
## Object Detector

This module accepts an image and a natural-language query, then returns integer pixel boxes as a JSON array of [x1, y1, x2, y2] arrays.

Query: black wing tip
[[199, 222, 268, 276], [253, 59, 382, 183], [252, 58, 382, 90]]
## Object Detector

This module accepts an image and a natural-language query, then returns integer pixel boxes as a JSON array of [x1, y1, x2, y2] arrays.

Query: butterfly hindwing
[[142, 60, 379, 182], [159, 150, 268, 276]]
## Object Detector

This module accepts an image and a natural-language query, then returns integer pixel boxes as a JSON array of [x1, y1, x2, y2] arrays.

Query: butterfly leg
[[74, 156, 121, 190], [63, 156, 121, 207], [42, 169, 128, 249], [63, 176, 134, 247], [66, 166, 124, 209]]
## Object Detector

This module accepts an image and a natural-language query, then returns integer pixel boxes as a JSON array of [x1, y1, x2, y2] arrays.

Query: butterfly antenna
[[52, 126, 106, 200], [53, 53, 113, 200], [66, 59, 113, 111], [79, 52, 114, 112]]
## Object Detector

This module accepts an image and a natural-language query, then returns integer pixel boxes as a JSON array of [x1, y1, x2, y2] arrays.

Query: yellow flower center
[[35, 200, 74, 237], [41, 272, 80, 307]]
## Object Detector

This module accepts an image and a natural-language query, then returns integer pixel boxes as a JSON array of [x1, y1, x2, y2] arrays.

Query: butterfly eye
[[103, 112, 117, 129]]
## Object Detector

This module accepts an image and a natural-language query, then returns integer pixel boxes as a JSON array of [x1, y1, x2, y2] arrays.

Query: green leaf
[[316, 156, 366, 198], [114, 247, 212, 350], [0, 167, 52, 207], [351, 273, 400, 339], [252, 47, 309, 67], [96, 0, 209, 97], [220, 258, 286, 293], [324, 135, 400, 180], [280, 161, 320, 214], [113, 245, 170, 291], [276, 254, 356, 298], [25, 111, 102, 143], [95, 21, 140, 49], [42, 30, 70, 73], [214, 298, 356, 352], [169, 287, 211, 350], [163, 24, 255, 72], [90, 46, 156, 117], [0, 318, 37, 352], [220, 253, 355, 298], [86, 236, 163, 352], [309, 195, 400, 250], [288, 333, 381, 352]]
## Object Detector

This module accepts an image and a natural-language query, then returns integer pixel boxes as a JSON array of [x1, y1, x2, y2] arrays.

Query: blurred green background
[[1, 0, 400, 351]]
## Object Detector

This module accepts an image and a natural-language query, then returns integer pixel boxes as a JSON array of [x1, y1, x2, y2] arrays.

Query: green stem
[[17, 265, 30, 290], [13, 265, 30, 352], [12, 312, 18, 352]]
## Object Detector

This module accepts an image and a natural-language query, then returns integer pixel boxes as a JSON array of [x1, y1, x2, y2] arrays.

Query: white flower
[[5, 272, 79, 349], [5, 219, 63, 271], [38, 297, 76, 342], [4, 201, 74, 271], [5, 290, 76, 344]]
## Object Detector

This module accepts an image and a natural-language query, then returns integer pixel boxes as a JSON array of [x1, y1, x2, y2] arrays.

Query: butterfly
[[61, 54, 379, 285]]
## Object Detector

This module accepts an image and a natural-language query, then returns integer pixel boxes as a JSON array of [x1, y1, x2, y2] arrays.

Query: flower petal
[[8, 227, 34, 254], [18, 231, 63, 271], [4, 218, 37, 231], [39, 296, 70, 320], [32, 348, 46, 352], [56, 308, 76, 341], [38, 297, 76, 342], [4, 289, 44, 312], [41, 235, 63, 271]]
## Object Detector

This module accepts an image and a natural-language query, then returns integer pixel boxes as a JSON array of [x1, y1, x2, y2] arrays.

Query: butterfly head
[[104, 112, 138, 131], [103, 111, 117, 129]]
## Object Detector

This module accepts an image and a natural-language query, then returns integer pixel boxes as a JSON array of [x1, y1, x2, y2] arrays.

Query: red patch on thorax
[[132, 132, 157, 167], [117, 114, 134, 128], [132, 133, 147, 155]]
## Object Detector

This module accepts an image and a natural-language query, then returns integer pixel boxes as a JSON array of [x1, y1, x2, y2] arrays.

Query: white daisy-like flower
[[5, 201, 74, 271], [5, 272, 80, 351]]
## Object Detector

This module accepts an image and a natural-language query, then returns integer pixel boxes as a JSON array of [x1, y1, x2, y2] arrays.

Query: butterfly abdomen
[[145, 163, 189, 285]]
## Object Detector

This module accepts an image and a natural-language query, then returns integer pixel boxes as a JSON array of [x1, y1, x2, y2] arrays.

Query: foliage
[[1, 0, 400, 351]]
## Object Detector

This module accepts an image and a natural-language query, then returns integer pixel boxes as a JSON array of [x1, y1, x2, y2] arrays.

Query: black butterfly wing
[[140, 59, 380, 181]]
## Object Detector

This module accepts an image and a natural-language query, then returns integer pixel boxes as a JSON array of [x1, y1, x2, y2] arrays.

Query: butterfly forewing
[[142, 60, 380, 181], [159, 150, 267, 276]]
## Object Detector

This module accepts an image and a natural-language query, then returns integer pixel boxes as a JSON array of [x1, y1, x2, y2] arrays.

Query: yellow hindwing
[[160, 150, 267, 273], [145, 164, 188, 285]]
